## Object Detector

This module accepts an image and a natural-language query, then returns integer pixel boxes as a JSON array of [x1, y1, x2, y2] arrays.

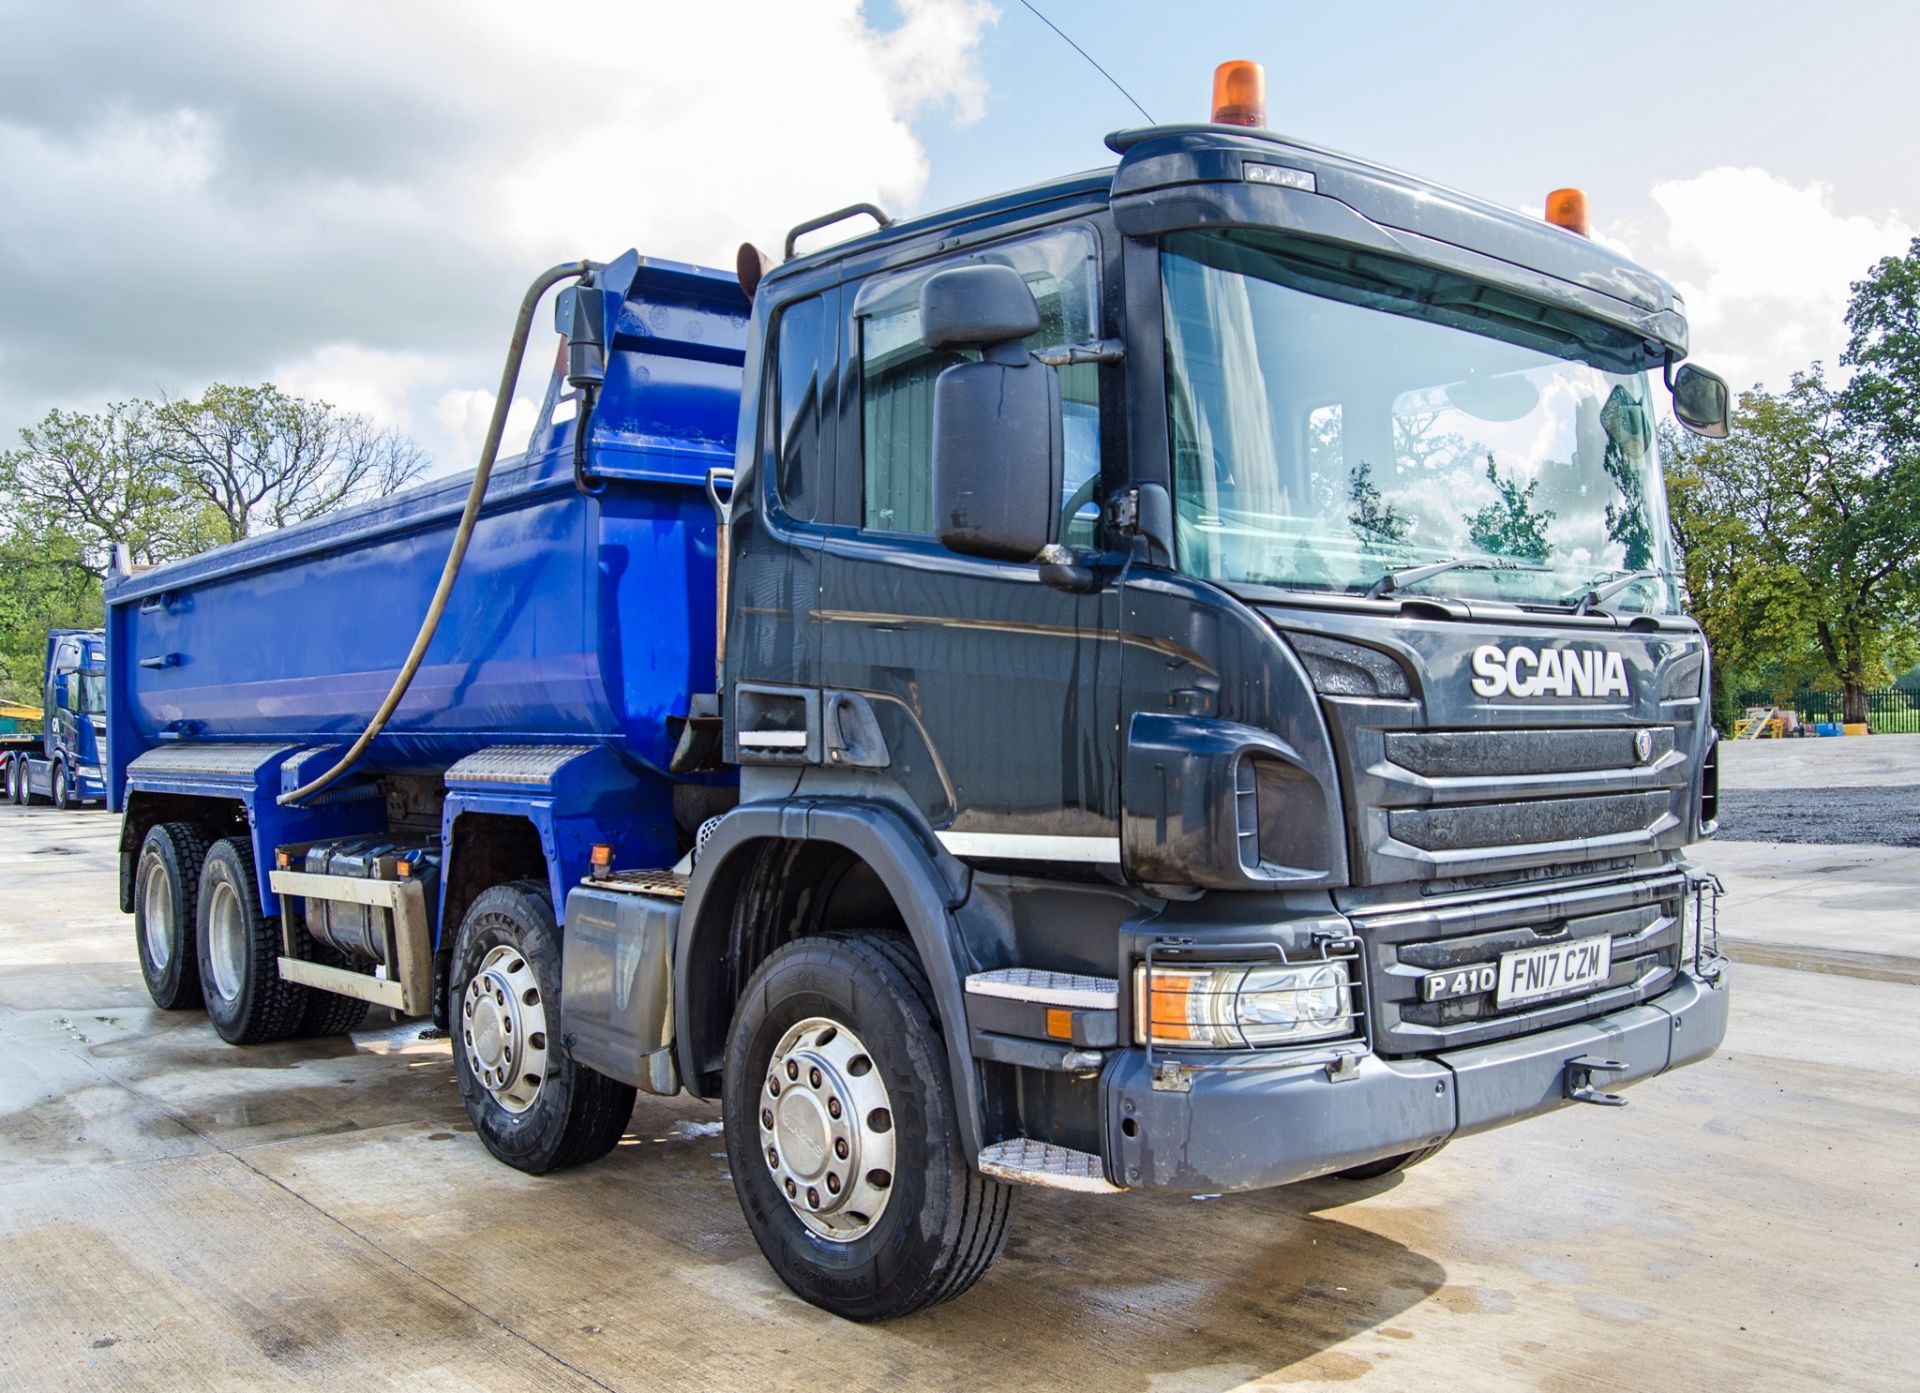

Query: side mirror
[[1671, 363, 1730, 439], [924, 265, 1062, 562]]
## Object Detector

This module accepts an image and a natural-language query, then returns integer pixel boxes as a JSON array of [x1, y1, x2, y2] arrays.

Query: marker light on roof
[[1211, 60, 1266, 128], [1545, 187, 1591, 237]]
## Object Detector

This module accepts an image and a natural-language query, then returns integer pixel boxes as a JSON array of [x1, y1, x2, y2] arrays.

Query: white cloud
[[0, 0, 1000, 471], [1623, 167, 1914, 392], [430, 386, 545, 475]]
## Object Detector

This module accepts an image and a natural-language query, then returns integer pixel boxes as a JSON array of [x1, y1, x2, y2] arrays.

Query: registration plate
[[1421, 936, 1614, 1007], [1495, 936, 1612, 1007]]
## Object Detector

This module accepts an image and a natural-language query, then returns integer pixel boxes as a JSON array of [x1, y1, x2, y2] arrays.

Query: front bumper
[[1104, 965, 1728, 1192]]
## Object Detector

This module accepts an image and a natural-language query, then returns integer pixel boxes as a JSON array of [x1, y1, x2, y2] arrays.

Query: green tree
[[1661, 417, 1819, 729], [0, 401, 205, 576], [0, 401, 211, 703], [1464, 453, 1554, 561], [1749, 370, 1916, 724], [1667, 366, 1920, 727], [0, 385, 430, 704], [0, 531, 102, 704], [153, 384, 427, 543]]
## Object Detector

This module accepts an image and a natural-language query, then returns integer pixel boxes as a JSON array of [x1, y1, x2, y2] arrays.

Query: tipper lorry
[[107, 65, 1732, 1319], [4, 628, 108, 809]]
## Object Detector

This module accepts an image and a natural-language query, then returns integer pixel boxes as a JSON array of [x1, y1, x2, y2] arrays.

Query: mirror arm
[[1034, 338, 1126, 367], [1036, 544, 1099, 594]]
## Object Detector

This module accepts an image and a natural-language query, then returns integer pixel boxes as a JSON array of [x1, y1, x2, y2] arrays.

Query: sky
[[3, 0, 1917, 474]]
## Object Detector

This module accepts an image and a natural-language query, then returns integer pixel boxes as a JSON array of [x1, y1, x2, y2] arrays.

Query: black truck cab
[[641, 120, 1729, 1313]]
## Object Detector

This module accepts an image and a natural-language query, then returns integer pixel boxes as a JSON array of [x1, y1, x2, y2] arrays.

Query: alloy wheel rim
[[206, 878, 246, 1002], [461, 944, 550, 1113], [759, 1016, 896, 1243], [142, 869, 173, 971]]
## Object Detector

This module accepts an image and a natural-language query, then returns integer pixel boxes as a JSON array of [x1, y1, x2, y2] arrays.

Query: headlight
[[1135, 959, 1356, 1049]]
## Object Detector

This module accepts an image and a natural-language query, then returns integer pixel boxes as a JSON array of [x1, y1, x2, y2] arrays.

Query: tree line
[[0, 385, 426, 703], [1666, 238, 1920, 729]]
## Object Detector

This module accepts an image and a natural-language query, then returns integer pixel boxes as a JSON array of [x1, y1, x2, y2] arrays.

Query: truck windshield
[[1161, 229, 1680, 612], [74, 672, 106, 717]]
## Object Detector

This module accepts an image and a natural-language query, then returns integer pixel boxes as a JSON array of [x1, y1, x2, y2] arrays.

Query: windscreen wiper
[[1567, 569, 1663, 616], [1365, 556, 1550, 600]]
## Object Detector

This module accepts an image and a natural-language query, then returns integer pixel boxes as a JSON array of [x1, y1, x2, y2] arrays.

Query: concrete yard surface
[[3, 784, 1918, 1391]]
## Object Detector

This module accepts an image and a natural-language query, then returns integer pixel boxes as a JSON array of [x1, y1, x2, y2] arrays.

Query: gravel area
[[1712, 732, 1920, 845], [1715, 783, 1920, 845]]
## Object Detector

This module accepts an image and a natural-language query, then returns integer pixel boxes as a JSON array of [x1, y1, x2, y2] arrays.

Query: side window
[[857, 228, 1101, 539], [769, 294, 829, 522]]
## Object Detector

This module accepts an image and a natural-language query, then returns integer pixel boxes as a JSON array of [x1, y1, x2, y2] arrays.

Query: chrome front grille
[[1354, 871, 1685, 1054]]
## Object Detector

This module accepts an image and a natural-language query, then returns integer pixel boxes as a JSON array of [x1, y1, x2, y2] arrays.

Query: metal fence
[[1734, 685, 1920, 735]]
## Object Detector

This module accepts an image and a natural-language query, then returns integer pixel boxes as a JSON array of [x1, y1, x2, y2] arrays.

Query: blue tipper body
[[105, 254, 748, 924]]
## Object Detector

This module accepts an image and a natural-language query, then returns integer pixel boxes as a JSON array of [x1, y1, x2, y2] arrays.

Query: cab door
[[815, 224, 1124, 866]]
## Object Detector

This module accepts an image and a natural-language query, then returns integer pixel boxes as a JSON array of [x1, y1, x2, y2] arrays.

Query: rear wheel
[[197, 838, 309, 1044], [723, 932, 1014, 1321], [450, 881, 634, 1173], [1334, 1142, 1447, 1181], [134, 822, 209, 1010], [298, 983, 372, 1037], [290, 918, 372, 1036], [4, 759, 18, 805]]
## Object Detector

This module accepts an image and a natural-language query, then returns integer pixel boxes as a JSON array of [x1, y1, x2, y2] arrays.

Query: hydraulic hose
[[572, 382, 603, 496], [278, 258, 595, 806]]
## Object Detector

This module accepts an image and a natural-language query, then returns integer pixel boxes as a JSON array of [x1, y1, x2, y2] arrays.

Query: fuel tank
[[105, 255, 748, 790]]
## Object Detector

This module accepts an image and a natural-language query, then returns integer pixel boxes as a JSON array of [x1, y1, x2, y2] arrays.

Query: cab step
[[977, 1138, 1123, 1193]]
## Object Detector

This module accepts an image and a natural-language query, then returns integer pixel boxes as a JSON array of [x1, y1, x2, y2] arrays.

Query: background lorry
[[4, 628, 108, 809], [107, 64, 1732, 1320]]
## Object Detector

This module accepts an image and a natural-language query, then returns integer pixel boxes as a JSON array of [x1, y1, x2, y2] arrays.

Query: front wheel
[[449, 881, 635, 1173], [723, 933, 1014, 1321], [52, 763, 72, 810]]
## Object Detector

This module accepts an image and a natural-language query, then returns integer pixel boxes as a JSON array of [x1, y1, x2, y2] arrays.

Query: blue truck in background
[[3, 629, 108, 809], [106, 66, 1735, 1320]]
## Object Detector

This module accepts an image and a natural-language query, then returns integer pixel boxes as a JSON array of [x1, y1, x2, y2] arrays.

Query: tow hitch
[[1565, 1055, 1630, 1107]]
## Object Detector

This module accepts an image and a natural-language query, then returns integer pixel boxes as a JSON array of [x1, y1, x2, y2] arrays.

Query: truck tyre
[[4, 758, 18, 805], [450, 881, 635, 1173], [290, 920, 371, 1036], [722, 931, 1015, 1321], [52, 763, 72, 810], [134, 822, 210, 1011], [197, 838, 309, 1044], [1335, 1142, 1447, 1181], [299, 990, 372, 1037]]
